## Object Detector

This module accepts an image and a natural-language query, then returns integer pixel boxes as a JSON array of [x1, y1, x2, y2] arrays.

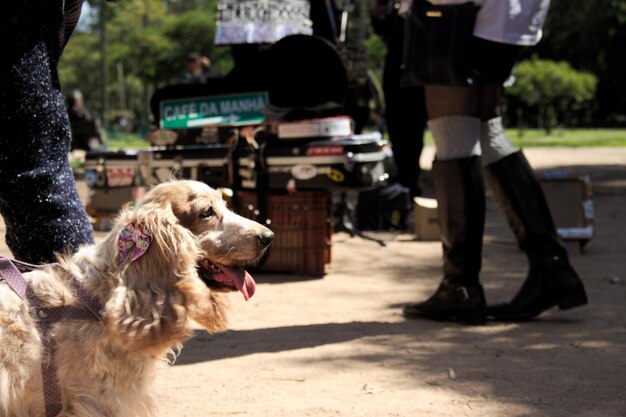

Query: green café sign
[[159, 91, 269, 129]]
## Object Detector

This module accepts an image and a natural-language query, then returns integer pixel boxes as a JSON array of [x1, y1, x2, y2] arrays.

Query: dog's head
[[104, 180, 273, 352]]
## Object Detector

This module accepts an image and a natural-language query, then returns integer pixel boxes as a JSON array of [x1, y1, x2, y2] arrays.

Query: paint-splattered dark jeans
[[0, 0, 93, 263]]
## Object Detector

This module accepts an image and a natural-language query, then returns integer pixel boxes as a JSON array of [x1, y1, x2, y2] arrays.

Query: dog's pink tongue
[[219, 265, 256, 300]]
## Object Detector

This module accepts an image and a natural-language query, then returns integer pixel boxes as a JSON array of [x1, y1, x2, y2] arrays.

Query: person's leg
[[478, 85, 519, 168], [403, 155, 487, 324], [470, 37, 523, 166], [381, 16, 428, 198], [477, 78, 587, 320], [0, 0, 94, 263], [383, 72, 426, 198], [478, 83, 587, 320], [403, 85, 487, 324], [483, 150, 588, 320]]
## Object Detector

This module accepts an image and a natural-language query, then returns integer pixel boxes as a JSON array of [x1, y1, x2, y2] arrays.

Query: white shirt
[[474, 0, 550, 45], [402, 0, 551, 46]]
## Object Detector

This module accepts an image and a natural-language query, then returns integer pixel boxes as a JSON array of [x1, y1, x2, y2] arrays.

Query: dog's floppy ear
[[104, 201, 216, 352]]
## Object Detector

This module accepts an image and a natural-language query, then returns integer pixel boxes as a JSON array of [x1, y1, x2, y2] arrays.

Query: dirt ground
[[1, 146, 625, 416]]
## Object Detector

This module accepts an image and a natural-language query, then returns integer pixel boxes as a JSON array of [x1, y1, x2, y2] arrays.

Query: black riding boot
[[484, 151, 587, 321], [403, 156, 487, 324]]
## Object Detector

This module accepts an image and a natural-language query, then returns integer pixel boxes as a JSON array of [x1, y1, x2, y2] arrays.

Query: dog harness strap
[[37, 321, 63, 417], [0, 257, 28, 299], [0, 256, 102, 417], [0, 256, 102, 319], [6, 257, 47, 272], [67, 278, 103, 318], [35, 305, 103, 322]]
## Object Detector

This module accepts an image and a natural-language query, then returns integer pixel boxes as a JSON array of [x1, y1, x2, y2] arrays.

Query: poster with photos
[[215, 0, 312, 45]]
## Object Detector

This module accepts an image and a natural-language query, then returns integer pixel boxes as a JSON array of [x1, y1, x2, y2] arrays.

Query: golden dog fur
[[0, 180, 273, 417]]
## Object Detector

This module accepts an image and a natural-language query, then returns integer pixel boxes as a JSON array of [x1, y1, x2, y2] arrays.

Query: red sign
[[106, 167, 135, 187], [306, 146, 344, 157]]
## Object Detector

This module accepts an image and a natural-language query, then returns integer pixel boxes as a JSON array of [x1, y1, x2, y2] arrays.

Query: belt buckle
[[456, 286, 470, 301]]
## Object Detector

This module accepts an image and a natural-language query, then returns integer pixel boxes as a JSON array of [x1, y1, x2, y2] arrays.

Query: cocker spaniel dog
[[0, 180, 273, 417]]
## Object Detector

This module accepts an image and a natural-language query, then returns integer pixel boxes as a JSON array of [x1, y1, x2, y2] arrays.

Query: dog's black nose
[[257, 230, 274, 247]]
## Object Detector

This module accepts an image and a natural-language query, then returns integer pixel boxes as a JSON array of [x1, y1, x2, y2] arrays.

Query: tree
[[506, 58, 597, 133], [106, 0, 171, 131], [60, 31, 103, 118], [533, 0, 626, 124], [161, 10, 233, 82], [60, 0, 228, 133]]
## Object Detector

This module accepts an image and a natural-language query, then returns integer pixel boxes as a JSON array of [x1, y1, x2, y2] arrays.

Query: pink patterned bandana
[[117, 222, 153, 262]]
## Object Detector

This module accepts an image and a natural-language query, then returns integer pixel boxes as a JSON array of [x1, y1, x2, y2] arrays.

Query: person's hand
[[199, 56, 211, 68], [372, 3, 388, 20]]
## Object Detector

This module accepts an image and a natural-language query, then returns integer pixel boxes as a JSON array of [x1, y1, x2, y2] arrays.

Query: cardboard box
[[538, 170, 593, 255], [413, 197, 440, 241], [87, 186, 145, 213], [88, 211, 117, 232], [86, 186, 146, 232], [274, 116, 352, 139], [410, 170, 592, 253]]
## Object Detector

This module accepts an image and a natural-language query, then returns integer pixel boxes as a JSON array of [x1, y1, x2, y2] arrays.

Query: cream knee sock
[[428, 115, 481, 161], [480, 117, 518, 166]]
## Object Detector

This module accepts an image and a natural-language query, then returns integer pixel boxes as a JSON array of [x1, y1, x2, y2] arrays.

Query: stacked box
[[84, 150, 140, 189], [236, 190, 332, 275], [413, 197, 440, 241], [238, 133, 386, 191], [84, 146, 231, 230], [146, 144, 230, 187], [538, 170, 594, 255], [272, 116, 353, 139], [85, 186, 146, 231]]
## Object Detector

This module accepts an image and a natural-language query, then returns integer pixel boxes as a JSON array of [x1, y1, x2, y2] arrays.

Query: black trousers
[[383, 24, 427, 198], [0, 0, 94, 263]]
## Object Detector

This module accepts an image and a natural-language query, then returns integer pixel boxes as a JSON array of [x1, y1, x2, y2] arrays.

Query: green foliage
[[161, 10, 233, 81], [507, 128, 626, 147], [411, 128, 626, 148], [506, 58, 598, 132], [106, 0, 169, 83], [60, 0, 232, 129], [105, 133, 151, 149], [59, 0, 625, 132], [60, 31, 102, 100], [366, 33, 386, 74], [536, 0, 626, 121]]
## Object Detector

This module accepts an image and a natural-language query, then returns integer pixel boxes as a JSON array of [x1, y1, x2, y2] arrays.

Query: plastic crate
[[235, 190, 332, 275]]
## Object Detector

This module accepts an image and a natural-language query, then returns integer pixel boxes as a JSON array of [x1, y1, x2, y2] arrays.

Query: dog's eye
[[200, 207, 215, 219]]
